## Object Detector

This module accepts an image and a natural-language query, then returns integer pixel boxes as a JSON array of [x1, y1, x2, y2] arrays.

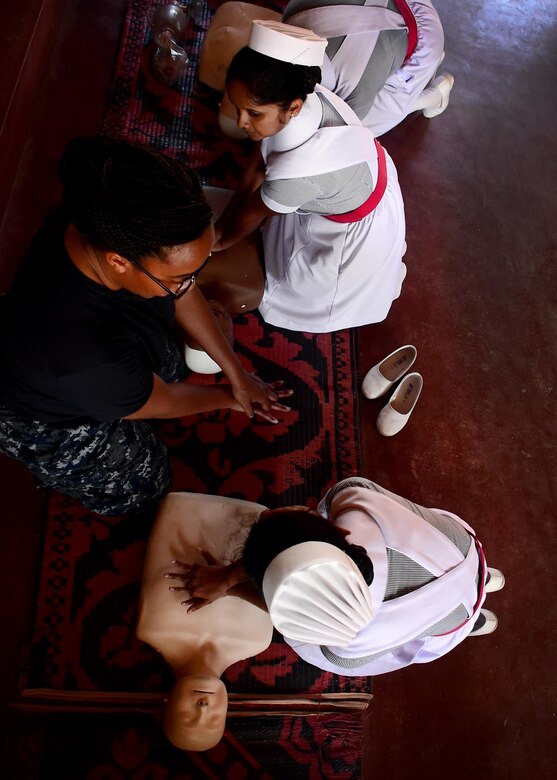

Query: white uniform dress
[[286, 478, 487, 676], [258, 85, 406, 333], [284, 0, 445, 137]]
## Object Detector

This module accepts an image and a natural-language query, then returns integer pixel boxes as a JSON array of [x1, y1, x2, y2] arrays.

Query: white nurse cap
[[248, 20, 327, 67], [262, 542, 374, 646]]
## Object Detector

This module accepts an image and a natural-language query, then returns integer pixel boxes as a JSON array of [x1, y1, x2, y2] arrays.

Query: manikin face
[[226, 80, 301, 141], [108, 224, 215, 299], [164, 675, 228, 751]]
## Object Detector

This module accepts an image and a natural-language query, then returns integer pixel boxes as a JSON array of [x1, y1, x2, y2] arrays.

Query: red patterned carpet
[[9, 2, 371, 777]]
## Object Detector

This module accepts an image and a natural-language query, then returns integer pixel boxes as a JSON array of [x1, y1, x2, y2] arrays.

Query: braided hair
[[226, 47, 321, 109], [58, 137, 213, 263], [243, 508, 374, 588]]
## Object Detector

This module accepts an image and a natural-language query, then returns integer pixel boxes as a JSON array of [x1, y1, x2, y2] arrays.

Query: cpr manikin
[[136, 492, 273, 751]]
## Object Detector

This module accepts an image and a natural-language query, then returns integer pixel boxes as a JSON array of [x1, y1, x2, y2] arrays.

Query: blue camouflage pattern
[[0, 341, 186, 516]]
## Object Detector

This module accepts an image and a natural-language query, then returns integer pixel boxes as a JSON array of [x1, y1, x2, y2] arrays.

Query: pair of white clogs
[[362, 345, 422, 436], [470, 568, 506, 636]]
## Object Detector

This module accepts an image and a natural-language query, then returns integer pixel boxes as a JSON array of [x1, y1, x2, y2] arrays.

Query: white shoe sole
[[470, 608, 498, 636], [423, 73, 455, 118], [184, 345, 223, 374], [485, 568, 506, 593]]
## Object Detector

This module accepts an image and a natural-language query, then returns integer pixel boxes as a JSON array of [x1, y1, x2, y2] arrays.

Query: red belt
[[325, 139, 387, 224], [393, 0, 418, 62]]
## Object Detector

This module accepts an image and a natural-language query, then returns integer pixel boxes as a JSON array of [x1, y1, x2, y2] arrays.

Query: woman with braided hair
[[0, 137, 291, 516]]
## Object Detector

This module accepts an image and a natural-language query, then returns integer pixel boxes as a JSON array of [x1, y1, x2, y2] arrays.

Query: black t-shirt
[[0, 210, 176, 424]]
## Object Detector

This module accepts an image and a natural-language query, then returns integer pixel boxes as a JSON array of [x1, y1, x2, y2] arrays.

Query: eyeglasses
[[129, 254, 211, 299]]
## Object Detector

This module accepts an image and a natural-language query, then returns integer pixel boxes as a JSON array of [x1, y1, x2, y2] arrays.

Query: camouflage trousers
[[0, 342, 186, 516]]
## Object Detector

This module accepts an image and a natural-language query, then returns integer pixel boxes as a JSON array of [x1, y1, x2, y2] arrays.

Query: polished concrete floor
[[1, 1, 556, 778]]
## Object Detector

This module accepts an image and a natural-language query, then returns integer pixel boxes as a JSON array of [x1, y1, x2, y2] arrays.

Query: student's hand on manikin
[[164, 552, 238, 612]]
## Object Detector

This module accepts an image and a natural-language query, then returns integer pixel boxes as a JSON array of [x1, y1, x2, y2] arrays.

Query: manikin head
[[164, 675, 228, 751], [198, 3, 281, 92]]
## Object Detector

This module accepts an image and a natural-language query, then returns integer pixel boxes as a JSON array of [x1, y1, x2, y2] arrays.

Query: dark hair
[[243, 508, 374, 587], [226, 47, 321, 108], [58, 136, 213, 263]]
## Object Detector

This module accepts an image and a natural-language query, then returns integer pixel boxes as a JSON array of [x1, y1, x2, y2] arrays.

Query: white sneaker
[[423, 73, 455, 118], [362, 345, 417, 400], [469, 608, 498, 636], [485, 568, 506, 593], [376, 372, 423, 436]]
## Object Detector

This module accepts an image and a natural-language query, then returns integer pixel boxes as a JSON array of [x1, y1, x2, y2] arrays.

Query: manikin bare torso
[[137, 492, 273, 750]]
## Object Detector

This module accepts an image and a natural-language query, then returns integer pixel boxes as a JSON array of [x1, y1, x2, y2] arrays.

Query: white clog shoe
[[423, 73, 455, 118], [362, 345, 417, 400], [184, 344, 222, 374], [469, 608, 498, 636], [376, 372, 423, 436], [485, 568, 506, 593]]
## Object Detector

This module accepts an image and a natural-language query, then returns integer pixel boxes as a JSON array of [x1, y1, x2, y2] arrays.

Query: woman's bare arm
[[214, 144, 272, 250], [174, 286, 244, 383], [215, 188, 275, 251], [174, 286, 292, 420], [123, 374, 240, 420]]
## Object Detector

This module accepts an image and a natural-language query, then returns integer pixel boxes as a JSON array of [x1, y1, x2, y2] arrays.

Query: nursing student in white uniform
[[283, 0, 452, 137], [213, 21, 406, 333], [199, 2, 452, 139], [168, 478, 505, 677]]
